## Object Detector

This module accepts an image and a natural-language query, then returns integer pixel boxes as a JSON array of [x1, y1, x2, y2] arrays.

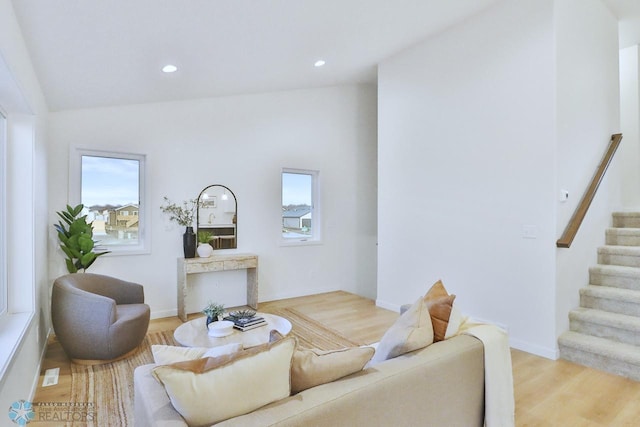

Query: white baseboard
[[150, 309, 178, 320], [375, 299, 401, 313], [509, 338, 558, 360], [30, 326, 52, 401]]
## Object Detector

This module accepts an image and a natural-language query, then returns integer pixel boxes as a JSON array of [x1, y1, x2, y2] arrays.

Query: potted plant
[[197, 230, 214, 258], [54, 204, 109, 273], [160, 196, 199, 258], [202, 301, 225, 327]]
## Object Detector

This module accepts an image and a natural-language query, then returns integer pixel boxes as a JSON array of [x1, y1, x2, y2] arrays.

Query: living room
[[2, 0, 640, 425]]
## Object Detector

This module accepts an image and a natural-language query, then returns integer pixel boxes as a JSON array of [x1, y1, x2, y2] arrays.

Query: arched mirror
[[196, 185, 237, 250]]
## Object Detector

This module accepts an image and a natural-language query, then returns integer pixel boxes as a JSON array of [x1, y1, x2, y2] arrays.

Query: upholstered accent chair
[[51, 273, 150, 365]]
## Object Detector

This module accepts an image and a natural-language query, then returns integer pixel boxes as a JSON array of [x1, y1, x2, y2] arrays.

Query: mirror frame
[[196, 184, 237, 250]]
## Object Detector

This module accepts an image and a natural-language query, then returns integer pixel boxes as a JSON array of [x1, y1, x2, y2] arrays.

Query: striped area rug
[[67, 308, 361, 426]]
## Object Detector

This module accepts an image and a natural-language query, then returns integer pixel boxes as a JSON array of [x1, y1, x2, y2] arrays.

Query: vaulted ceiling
[[9, 0, 640, 112]]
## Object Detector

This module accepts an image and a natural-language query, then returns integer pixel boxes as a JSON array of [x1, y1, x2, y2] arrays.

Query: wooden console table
[[177, 253, 258, 322]]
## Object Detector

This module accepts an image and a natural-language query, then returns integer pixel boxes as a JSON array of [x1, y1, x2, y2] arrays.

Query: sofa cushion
[[425, 280, 457, 342], [269, 330, 374, 394], [371, 295, 434, 363], [291, 346, 375, 394], [151, 342, 243, 365], [152, 337, 296, 426]]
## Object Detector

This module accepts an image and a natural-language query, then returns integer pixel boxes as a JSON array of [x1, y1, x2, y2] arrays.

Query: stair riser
[[569, 319, 640, 346], [606, 234, 640, 246], [613, 217, 640, 228], [580, 295, 640, 317], [598, 253, 640, 268], [589, 272, 640, 291], [559, 345, 640, 381]]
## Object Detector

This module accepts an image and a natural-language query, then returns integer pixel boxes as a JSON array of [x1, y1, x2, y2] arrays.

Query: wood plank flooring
[[33, 290, 640, 426]]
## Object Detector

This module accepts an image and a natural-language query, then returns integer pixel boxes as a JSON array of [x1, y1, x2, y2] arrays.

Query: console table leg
[[247, 267, 258, 310]]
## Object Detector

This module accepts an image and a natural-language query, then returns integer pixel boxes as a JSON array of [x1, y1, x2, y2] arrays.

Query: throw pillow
[[424, 280, 456, 342], [152, 337, 297, 426], [151, 345, 208, 365], [445, 302, 463, 339], [269, 330, 374, 393], [151, 342, 242, 365], [371, 295, 434, 363], [291, 346, 375, 394]]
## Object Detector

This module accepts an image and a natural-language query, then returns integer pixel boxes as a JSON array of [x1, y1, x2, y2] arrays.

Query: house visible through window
[[282, 168, 320, 243], [72, 148, 148, 254]]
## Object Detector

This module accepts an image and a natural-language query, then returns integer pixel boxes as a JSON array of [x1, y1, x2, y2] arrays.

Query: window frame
[[0, 111, 6, 316], [280, 167, 321, 246], [69, 147, 150, 255]]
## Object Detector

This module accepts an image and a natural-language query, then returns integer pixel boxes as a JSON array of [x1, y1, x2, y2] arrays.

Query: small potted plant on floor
[[202, 301, 225, 327], [197, 230, 214, 257]]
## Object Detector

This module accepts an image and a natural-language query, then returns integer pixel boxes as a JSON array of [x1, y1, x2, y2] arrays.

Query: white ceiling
[[9, 0, 640, 112]]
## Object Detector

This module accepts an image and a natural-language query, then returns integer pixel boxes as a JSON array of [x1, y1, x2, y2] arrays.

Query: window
[[281, 168, 320, 244], [70, 148, 148, 254]]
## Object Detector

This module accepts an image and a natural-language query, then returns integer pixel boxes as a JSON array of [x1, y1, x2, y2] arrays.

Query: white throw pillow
[[371, 295, 434, 363], [151, 343, 243, 366], [152, 337, 296, 426], [151, 345, 208, 365]]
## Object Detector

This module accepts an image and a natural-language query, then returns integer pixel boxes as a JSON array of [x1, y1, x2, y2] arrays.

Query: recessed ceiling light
[[314, 60, 326, 67], [162, 64, 178, 73]]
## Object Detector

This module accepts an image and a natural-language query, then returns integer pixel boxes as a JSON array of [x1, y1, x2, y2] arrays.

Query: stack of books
[[223, 315, 267, 331]]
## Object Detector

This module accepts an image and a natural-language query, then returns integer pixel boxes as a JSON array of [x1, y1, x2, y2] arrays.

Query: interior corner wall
[[47, 84, 378, 317], [377, 0, 558, 358], [554, 0, 621, 342], [620, 45, 640, 207], [0, 0, 50, 409]]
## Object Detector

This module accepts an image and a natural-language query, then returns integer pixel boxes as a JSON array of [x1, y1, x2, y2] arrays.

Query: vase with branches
[[160, 196, 200, 258]]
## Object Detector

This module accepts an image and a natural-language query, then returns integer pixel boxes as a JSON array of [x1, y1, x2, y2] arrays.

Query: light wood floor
[[34, 291, 640, 426]]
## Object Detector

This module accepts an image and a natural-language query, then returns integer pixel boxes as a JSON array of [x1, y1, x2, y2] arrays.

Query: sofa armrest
[[134, 365, 189, 427]]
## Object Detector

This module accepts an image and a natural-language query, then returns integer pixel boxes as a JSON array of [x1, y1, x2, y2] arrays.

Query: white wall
[[377, 0, 620, 358], [620, 45, 640, 207], [378, 0, 558, 357], [47, 85, 378, 317], [0, 0, 50, 409], [554, 0, 621, 342]]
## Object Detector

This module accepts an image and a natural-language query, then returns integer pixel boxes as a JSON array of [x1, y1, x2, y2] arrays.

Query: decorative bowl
[[207, 320, 234, 337]]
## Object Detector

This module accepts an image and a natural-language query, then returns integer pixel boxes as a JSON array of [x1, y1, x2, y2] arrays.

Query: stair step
[[569, 308, 640, 346], [606, 228, 640, 246], [612, 212, 640, 228], [598, 245, 640, 267], [589, 264, 640, 291], [558, 331, 640, 381], [580, 285, 640, 316]]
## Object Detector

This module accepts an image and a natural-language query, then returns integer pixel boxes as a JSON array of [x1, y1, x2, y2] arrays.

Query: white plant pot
[[197, 243, 214, 258]]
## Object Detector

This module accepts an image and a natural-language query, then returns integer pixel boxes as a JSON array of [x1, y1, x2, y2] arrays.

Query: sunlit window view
[[282, 171, 314, 239], [81, 155, 140, 246]]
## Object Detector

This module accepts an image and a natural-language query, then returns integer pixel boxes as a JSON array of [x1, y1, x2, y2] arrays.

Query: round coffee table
[[174, 313, 292, 349]]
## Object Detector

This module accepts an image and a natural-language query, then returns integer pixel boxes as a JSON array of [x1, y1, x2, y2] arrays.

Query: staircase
[[558, 212, 640, 381]]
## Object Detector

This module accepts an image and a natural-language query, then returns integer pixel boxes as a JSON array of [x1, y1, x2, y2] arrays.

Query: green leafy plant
[[202, 301, 225, 320], [54, 204, 109, 273], [160, 196, 199, 227], [197, 230, 212, 244]]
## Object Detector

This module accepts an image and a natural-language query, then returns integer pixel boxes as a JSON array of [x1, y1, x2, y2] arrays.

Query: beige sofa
[[134, 334, 484, 427]]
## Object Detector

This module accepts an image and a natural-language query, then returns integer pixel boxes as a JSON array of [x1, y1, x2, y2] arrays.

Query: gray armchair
[[51, 273, 150, 364]]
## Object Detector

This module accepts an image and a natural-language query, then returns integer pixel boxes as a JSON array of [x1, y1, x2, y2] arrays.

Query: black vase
[[183, 226, 196, 258], [206, 316, 217, 328]]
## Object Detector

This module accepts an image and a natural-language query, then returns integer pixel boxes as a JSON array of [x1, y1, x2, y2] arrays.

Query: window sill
[[0, 312, 34, 387]]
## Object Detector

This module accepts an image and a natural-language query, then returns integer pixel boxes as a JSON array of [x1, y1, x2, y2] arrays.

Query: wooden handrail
[[557, 133, 622, 248]]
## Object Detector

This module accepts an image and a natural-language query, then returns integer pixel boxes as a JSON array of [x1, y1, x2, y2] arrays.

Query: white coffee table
[[174, 313, 292, 349]]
